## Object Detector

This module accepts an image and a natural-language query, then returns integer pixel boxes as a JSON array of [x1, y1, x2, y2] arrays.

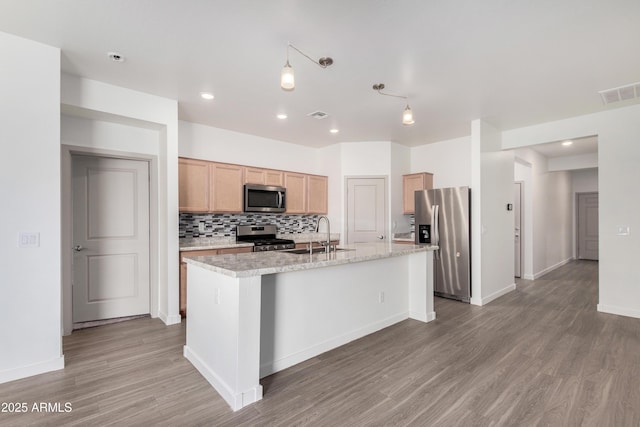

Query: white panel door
[[72, 155, 150, 322], [346, 177, 387, 243], [577, 192, 599, 260]]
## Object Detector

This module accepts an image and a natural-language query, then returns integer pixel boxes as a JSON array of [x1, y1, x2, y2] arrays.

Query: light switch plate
[[617, 226, 630, 236], [19, 232, 40, 248]]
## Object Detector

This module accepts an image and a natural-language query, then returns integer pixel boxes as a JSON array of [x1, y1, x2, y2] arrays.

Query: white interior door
[[514, 182, 522, 278], [346, 177, 387, 243], [577, 192, 599, 260], [72, 155, 150, 323]]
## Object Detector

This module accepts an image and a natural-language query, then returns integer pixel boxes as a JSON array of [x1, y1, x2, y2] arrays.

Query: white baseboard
[[0, 356, 65, 385], [470, 283, 516, 306], [597, 304, 640, 319], [533, 257, 573, 280], [158, 311, 182, 325], [259, 312, 409, 378], [184, 345, 262, 411], [410, 310, 436, 323]]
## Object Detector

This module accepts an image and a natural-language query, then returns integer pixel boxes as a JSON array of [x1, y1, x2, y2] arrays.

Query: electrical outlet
[[379, 291, 385, 303], [215, 288, 221, 304], [18, 232, 40, 248]]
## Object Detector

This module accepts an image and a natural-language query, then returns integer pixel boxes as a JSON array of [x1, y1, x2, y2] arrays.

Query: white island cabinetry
[[183, 243, 436, 411]]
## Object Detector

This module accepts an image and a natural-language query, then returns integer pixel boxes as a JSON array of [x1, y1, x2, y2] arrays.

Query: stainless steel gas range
[[236, 224, 295, 252]]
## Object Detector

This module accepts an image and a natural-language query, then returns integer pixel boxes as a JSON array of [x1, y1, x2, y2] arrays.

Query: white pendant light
[[373, 83, 416, 126], [280, 43, 333, 91], [402, 105, 415, 125], [281, 60, 295, 91]]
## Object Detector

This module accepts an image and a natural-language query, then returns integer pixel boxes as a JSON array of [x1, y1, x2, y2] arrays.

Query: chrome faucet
[[316, 215, 331, 253]]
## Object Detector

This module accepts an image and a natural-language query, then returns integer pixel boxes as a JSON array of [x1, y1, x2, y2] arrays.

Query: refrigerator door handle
[[434, 205, 440, 246], [433, 204, 440, 259]]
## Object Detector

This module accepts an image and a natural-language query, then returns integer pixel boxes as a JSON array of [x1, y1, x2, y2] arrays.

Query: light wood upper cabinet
[[243, 167, 284, 187], [265, 169, 284, 186], [178, 157, 328, 214], [210, 162, 244, 212], [284, 172, 307, 214], [403, 172, 433, 214], [307, 175, 328, 214], [179, 158, 210, 212]]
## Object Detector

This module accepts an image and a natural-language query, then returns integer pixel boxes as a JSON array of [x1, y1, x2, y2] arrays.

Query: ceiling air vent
[[598, 81, 640, 105], [307, 111, 329, 120]]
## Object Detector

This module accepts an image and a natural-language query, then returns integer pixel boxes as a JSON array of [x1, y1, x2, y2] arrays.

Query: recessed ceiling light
[[200, 92, 214, 100], [562, 140, 573, 146], [277, 113, 287, 119], [329, 129, 339, 134]]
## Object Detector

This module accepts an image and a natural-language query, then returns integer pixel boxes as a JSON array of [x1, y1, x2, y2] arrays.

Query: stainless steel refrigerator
[[415, 186, 471, 302]]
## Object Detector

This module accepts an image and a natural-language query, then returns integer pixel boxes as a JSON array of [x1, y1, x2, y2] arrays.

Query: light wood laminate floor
[[2, 260, 639, 426]]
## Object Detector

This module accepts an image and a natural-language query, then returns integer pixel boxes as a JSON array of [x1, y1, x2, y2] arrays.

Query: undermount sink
[[283, 247, 354, 255]]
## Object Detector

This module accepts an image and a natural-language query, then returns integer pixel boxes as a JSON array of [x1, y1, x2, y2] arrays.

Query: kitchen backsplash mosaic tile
[[179, 213, 321, 238]]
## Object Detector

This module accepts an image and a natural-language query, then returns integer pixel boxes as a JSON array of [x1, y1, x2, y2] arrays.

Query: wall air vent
[[598, 81, 640, 105], [307, 111, 329, 120]]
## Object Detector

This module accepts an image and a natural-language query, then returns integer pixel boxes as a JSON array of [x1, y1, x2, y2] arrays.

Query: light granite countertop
[[179, 233, 341, 251], [184, 242, 438, 278]]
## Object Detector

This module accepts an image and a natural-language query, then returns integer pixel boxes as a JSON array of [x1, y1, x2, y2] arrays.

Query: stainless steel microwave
[[244, 184, 286, 213]]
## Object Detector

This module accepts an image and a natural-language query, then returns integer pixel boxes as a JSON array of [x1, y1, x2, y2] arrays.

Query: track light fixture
[[281, 42, 333, 91], [372, 83, 415, 126]]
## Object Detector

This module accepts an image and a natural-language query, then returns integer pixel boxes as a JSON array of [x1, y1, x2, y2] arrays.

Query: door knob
[[73, 245, 84, 252], [377, 235, 384, 240]]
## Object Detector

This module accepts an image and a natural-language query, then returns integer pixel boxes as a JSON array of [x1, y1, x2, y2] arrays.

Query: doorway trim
[[61, 145, 159, 336], [514, 181, 523, 278], [575, 191, 599, 260]]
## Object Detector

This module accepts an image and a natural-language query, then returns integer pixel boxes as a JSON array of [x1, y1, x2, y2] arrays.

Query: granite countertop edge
[[184, 243, 438, 278]]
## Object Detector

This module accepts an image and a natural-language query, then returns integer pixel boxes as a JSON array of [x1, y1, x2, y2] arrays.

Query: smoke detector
[[598, 81, 640, 104]]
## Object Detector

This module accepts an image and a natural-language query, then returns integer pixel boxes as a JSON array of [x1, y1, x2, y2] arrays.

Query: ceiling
[[1, 0, 639, 148], [529, 136, 598, 159]]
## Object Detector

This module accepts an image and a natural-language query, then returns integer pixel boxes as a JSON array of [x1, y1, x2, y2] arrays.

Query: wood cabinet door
[[307, 175, 328, 214], [284, 172, 307, 213], [244, 167, 284, 187], [210, 163, 244, 212], [264, 169, 284, 186], [179, 158, 210, 212], [244, 167, 266, 185], [402, 173, 433, 214]]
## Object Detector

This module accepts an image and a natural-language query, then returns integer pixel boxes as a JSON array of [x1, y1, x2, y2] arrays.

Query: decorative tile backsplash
[[179, 213, 321, 238]]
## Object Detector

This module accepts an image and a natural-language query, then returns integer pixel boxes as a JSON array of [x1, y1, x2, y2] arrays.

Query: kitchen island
[[183, 242, 437, 411]]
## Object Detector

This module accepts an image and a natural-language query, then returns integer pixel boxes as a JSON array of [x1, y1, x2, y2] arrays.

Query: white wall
[[503, 103, 640, 319], [390, 143, 411, 234], [548, 152, 598, 171], [514, 148, 573, 278], [178, 121, 322, 174], [0, 32, 63, 383], [410, 136, 472, 188], [470, 120, 515, 305], [61, 74, 180, 327], [61, 115, 161, 155], [572, 168, 598, 193], [514, 159, 534, 279]]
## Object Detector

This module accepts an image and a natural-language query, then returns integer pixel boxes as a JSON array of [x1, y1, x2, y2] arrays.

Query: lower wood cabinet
[[179, 246, 253, 316]]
